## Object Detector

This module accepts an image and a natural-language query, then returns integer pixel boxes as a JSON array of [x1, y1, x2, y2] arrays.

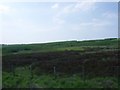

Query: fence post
[[54, 66, 56, 75], [29, 64, 33, 89], [53, 66, 57, 79], [30, 65, 33, 79], [82, 61, 85, 82]]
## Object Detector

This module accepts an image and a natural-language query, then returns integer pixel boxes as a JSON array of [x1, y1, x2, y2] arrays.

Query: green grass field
[[2, 38, 119, 55], [2, 67, 119, 88], [2, 38, 120, 88]]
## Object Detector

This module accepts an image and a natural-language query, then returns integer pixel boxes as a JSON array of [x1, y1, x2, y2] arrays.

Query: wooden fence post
[[54, 66, 56, 75], [53, 66, 57, 79], [29, 64, 33, 89], [82, 61, 85, 82]]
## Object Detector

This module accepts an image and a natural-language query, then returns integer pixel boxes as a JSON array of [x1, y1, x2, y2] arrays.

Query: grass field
[[2, 67, 119, 88], [2, 38, 120, 88], [2, 38, 119, 55]]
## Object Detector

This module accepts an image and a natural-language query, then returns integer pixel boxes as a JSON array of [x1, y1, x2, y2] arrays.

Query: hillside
[[2, 38, 119, 55], [2, 38, 120, 88]]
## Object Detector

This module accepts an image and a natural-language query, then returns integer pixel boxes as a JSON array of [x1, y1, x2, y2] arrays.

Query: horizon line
[[1, 37, 118, 45]]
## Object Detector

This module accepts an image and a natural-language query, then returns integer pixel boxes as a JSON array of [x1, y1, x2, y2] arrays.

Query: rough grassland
[[2, 38, 120, 88]]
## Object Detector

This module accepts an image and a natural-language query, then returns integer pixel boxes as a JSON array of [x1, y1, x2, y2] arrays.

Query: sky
[[0, 1, 118, 44]]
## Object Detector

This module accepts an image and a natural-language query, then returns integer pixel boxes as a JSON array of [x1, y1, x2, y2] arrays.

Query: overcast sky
[[0, 2, 118, 44]]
